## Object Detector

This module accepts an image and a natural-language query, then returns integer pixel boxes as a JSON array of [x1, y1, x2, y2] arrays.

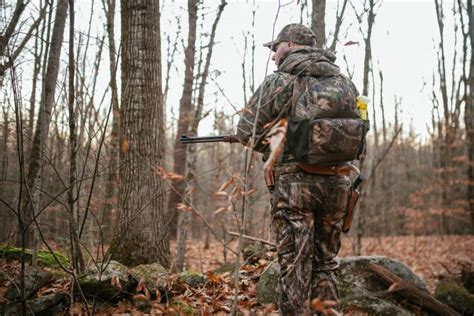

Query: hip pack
[[284, 75, 366, 165]]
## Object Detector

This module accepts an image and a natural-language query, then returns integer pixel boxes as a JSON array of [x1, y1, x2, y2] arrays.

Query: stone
[[255, 259, 279, 304], [2, 293, 69, 315], [78, 260, 132, 302], [435, 280, 474, 315], [242, 242, 268, 265], [5, 267, 53, 301], [178, 271, 207, 288], [129, 263, 169, 302], [256, 255, 428, 315]]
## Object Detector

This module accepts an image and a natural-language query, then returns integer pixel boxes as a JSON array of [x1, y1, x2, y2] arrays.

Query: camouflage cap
[[263, 23, 317, 51]]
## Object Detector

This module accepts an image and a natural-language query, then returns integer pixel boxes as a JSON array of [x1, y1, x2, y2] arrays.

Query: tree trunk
[[16, 0, 68, 248], [311, 0, 326, 48], [466, 0, 474, 233], [114, 0, 169, 267], [101, 0, 120, 243], [67, 0, 84, 273], [168, 0, 198, 237]]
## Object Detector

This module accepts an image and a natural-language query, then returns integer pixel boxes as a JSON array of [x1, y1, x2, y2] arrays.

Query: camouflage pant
[[271, 169, 350, 315]]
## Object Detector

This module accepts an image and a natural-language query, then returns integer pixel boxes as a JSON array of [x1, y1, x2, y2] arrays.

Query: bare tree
[[168, 0, 198, 237], [311, 0, 326, 47], [114, 0, 169, 267], [17, 0, 69, 248]]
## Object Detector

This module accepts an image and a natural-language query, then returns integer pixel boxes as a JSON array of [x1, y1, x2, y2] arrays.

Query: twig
[[228, 231, 276, 248]]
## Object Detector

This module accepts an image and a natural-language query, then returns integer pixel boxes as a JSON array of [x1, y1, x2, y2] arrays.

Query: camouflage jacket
[[236, 46, 358, 160]]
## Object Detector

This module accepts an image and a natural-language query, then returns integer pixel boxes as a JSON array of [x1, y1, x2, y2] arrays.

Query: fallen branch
[[368, 263, 460, 316], [228, 231, 276, 248]]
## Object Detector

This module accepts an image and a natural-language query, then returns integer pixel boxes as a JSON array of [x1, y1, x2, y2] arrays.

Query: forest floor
[[1, 235, 473, 314], [182, 234, 474, 292]]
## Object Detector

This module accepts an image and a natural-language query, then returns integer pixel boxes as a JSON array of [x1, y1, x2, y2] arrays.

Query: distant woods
[[0, 0, 472, 273]]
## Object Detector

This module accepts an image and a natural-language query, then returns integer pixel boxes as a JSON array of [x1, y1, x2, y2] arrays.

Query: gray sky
[[37, 0, 462, 142], [159, 0, 459, 141]]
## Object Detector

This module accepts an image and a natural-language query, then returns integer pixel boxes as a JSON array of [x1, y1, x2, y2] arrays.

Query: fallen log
[[368, 263, 460, 316]]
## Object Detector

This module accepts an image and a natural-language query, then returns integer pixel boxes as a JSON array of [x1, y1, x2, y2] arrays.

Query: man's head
[[264, 23, 317, 65]]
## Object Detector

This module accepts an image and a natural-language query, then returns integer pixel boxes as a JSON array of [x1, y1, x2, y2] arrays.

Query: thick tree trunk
[[114, 0, 169, 267], [168, 0, 198, 236], [16, 0, 68, 248], [311, 0, 326, 48]]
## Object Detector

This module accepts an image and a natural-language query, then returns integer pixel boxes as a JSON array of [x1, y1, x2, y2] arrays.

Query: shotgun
[[179, 134, 240, 144]]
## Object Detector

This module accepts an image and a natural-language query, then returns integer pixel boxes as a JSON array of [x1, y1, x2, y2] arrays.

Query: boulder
[[2, 293, 69, 315], [435, 280, 474, 315], [5, 267, 53, 301], [256, 256, 428, 315], [178, 271, 207, 288], [78, 260, 132, 302], [129, 263, 169, 302]]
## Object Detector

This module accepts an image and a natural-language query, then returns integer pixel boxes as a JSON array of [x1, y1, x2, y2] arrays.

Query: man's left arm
[[236, 73, 293, 153]]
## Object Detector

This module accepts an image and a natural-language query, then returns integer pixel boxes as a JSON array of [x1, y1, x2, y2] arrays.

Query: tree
[[17, 0, 68, 248], [311, 0, 326, 48], [168, 0, 198, 237], [114, 0, 169, 267]]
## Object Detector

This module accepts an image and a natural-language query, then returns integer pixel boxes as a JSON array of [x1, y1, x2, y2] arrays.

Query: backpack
[[284, 74, 366, 165]]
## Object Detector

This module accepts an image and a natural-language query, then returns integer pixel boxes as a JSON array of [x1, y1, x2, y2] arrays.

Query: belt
[[276, 162, 359, 176]]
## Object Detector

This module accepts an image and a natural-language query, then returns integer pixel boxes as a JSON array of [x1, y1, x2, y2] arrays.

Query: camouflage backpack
[[284, 74, 366, 165]]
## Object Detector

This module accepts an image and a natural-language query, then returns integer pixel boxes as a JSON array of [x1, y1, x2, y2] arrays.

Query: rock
[[256, 256, 428, 315], [178, 271, 207, 288], [5, 267, 53, 301], [214, 262, 236, 274], [242, 242, 268, 265], [78, 260, 132, 302], [256, 259, 279, 304], [435, 280, 474, 315], [129, 263, 169, 302], [2, 292, 69, 315], [461, 263, 474, 294]]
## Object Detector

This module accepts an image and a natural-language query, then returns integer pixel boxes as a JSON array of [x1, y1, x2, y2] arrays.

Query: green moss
[[214, 262, 236, 274], [172, 300, 195, 315], [178, 270, 206, 288], [0, 244, 69, 267], [435, 281, 474, 314]]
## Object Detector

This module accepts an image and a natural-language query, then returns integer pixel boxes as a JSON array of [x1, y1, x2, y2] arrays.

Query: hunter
[[236, 23, 364, 314]]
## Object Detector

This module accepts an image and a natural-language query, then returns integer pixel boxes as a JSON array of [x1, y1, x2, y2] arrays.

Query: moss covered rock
[[242, 242, 268, 264], [78, 260, 132, 302], [214, 262, 236, 274], [5, 267, 53, 301], [435, 280, 474, 315], [256, 259, 279, 304], [178, 270, 207, 288], [0, 244, 69, 268], [256, 256, 427, 315]]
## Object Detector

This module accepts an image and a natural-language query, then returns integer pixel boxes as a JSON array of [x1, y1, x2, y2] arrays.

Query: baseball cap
[[263, 23, 317, 51]]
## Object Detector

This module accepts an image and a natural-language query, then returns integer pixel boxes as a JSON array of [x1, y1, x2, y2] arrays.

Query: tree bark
[[311, 0, 326, 48], [168, 0, 198, 236], [466, 0, 474, 233], [16, 0, 68, 248], [67, 0, 84, 273], [101, 0, 120, 243], [114, 0, 169, 267]]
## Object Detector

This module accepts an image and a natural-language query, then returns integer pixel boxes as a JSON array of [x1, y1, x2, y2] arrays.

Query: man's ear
[[288, 41, 293, 48]]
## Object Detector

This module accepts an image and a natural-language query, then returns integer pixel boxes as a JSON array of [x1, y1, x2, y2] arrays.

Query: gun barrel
[[179, 134, 237, 144]]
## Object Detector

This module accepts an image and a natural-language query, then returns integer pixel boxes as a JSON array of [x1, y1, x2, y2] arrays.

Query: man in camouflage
[[237, 24, 358, 314]]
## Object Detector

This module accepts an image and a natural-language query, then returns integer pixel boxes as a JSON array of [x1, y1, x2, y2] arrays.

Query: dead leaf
[[214, 206, 230, 215], [310, 297, 339, 315], [111, 275, 122, 289], [242, 189, 257, 196]]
